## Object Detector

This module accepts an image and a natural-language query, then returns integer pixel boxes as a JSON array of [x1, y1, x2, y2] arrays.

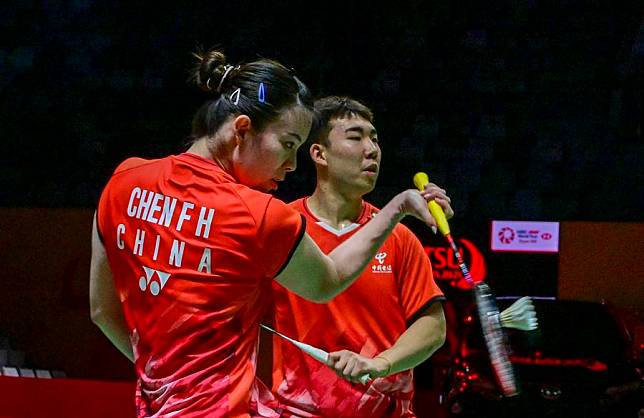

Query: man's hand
[[327, 350, 390, 384], [393, 184, 454, 231], [420, 182, 454, 219]]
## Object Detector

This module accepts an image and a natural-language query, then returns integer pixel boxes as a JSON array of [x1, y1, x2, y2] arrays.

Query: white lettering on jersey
[[176, 202, 195, 232], [137, 190, 155, 220], [195, 207, 215, 238], [118, 187, 219, 274], [133, 229, 145, 256], [127, 187, 141, 217], [117, 224, 126, 249], [146, 193, 164, 223], [152, 234, 161, 261], [158, 196, 177, 227], [169, 239, 186, 267], [197, 248, 212, 274]]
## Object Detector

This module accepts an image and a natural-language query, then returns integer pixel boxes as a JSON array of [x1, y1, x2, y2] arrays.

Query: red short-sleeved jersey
[[271, 198, 445, 418], [96, 153, 305, 418]]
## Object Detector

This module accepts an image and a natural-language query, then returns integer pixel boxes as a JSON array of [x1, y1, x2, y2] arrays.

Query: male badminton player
[[271, 97, 452, 417]]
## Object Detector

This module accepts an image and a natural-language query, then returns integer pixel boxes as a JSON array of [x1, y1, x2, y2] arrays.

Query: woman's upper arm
[[274, 233, 336, 303]]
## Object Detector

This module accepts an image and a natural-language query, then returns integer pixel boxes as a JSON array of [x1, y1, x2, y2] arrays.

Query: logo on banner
[[499, 227, 515, 244], [424, 239, 486, 289], [491, 221, 559, 253]]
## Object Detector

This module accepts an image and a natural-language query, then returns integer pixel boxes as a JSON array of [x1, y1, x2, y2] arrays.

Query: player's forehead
[[328, 114, 376, 137], [264, 105, 312, 139]]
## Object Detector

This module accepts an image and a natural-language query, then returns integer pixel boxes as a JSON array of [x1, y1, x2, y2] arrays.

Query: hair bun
[[192, 48, 228, 93]]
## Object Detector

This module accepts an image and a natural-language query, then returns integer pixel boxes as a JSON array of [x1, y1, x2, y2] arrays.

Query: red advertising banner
[[0, 376, 135, 417], [424, 238, 487, 289]]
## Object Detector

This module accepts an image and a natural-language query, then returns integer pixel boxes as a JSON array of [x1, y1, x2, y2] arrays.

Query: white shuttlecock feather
[[499, 297, 538, 331]]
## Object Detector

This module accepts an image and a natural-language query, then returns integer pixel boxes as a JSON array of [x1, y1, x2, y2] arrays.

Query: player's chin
[[252, 180, 278, 192], [266, 179, 279, 191], [360, 177, 378, 191]]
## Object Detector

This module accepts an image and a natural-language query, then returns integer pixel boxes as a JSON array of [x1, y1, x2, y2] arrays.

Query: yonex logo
[[139, 266, 171, 296]]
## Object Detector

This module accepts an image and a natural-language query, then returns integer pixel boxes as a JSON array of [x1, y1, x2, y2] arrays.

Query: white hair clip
[[229, 88, 241, 105], [217, 65, 235, 92]]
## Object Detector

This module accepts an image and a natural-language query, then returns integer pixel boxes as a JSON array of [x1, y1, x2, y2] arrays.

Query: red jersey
[[97, 153, 305, 417], [271, 198, 445, 418]]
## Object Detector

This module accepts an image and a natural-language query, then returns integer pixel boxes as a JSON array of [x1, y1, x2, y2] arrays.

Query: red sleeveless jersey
[[97, 153, 305, 417]]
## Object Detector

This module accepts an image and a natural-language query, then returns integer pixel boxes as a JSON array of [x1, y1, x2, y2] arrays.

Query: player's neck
[[186, 135, 233, 174], [308, 185, 364, 230]]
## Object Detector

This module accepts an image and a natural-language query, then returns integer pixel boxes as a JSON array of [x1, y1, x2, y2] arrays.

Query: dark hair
[[189, 48, 313, 139], [308, 96, 374, 145]]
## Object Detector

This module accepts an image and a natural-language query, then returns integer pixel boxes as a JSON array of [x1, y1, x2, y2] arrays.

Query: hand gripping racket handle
[[413, 172, 451, 236], [261, 324, 370, 385]]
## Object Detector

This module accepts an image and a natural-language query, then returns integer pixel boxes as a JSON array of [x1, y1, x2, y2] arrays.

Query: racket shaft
[[446, 235, 475, 286]]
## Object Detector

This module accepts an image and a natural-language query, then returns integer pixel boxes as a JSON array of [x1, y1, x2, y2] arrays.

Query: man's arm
[[327, 302, 446, 383], [89, 213, 134, 362]]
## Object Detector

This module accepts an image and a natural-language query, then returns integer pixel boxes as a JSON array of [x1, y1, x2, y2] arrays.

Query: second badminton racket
[[414, 172, 519, 396]]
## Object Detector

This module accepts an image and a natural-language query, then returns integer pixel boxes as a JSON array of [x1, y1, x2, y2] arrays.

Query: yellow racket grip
[[413, 172, 451, 236]]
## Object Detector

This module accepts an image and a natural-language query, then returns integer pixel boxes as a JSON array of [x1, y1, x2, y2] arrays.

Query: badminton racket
[[261, 324, 371, 385], [414, 172, 519, 396]]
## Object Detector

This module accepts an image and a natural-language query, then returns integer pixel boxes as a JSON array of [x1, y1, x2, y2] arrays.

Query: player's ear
[[309, 143, 327, 167], [232, 115, 252, 145]]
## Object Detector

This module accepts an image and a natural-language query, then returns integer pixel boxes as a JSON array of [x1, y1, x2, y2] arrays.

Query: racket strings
[[475, 284, 518, 396]]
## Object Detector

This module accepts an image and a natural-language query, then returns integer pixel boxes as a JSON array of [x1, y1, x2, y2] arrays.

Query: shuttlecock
[[499, 297, 538, 331]]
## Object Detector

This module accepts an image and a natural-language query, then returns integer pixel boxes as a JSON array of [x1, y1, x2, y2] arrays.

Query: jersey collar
[[302, 197, 375, 237]]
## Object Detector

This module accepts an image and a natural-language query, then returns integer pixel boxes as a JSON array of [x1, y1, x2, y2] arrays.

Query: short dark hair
[[189, 48, 313, 139], [308, 96, 374, 145]]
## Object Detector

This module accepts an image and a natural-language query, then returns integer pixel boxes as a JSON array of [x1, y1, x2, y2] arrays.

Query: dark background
[[1, 1, 642, 223], [0, 0, 642, 388]]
